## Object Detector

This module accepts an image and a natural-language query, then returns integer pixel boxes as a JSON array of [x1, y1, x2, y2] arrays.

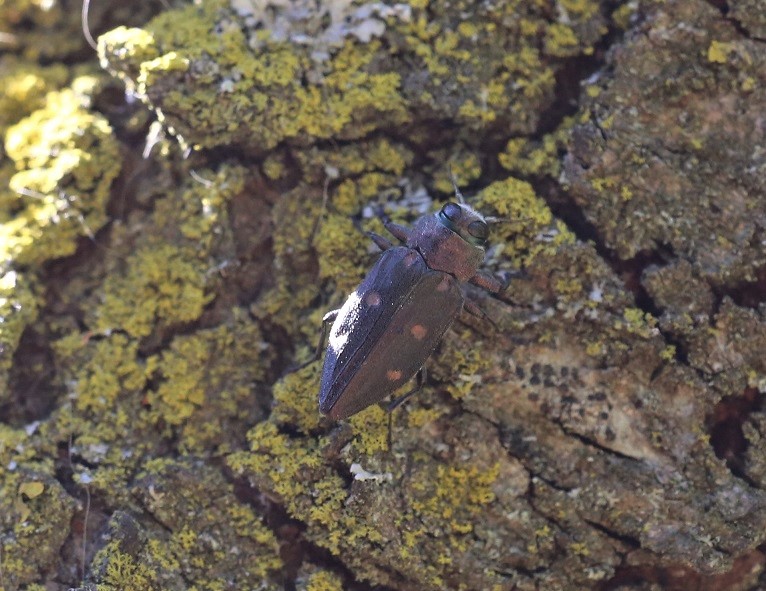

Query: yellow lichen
[[2, 86, 120, 265], [228, 422, 386, 558], [660, 345, 676, 362], [499, 117, 576, 178], [0, 59, 67, 132], [137, 51, 190, 91], [97, 244, 212, 338], [349, 405, 389, 455], [612, 3, 636, 30], [620, 307, 657, 338], [408, 462, 500, 539], [271, 364, 325, 434], [96, 542, 159, 590], [406, 406, 445, 429], [476, 177, 574, 268], [0, 271, 39, 383], [312, 213, 368, 293], [61, 333, 145, 415], [97, 26, 159, 86], [228, 422, 324, 505], [142, 315, 269, 452], [708, 40, 733, 64], [262, 154, 287, 180], [123, 5, 410, 150], [306, 570, 344, 591]]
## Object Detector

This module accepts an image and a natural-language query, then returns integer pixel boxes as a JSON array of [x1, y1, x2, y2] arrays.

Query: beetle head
[[436, 202, 490, 247], [407, 202, 488, 282]]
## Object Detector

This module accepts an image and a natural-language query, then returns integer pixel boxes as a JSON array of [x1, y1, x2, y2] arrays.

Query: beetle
[[315, 187, 505, 420]]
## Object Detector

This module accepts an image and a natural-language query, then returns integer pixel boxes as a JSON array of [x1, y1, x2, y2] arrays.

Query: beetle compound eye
[[468, 220, 489, 241], [442, 202, 462, 221]]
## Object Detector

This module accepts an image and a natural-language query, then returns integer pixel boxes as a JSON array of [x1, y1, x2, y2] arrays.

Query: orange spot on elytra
[[410, 324, 427, 340], [365, 291, 381, 306], [404, 252, 418, 267], [437, 276, 451, 291], [386, 369, 403, 381]]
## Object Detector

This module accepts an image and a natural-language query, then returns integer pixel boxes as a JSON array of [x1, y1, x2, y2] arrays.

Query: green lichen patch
[[295, 138, 414, 216], [312, 213, 369, 294], [52, 308, 270, 482], [88, 459, 282, 590], [145, 311, 271, 453], [475, 177, 574, 269], [229, 411, 516, 589], [228, 422, 332, 521], [271, 364, 325, 434], [95, 243, 212, 338], [95, 0, 607, 153], [97, 26, 161, 89], [54, 332, 146, 417], [0, 0, 161, 60], [253, 183, 324, 342], [99, 1, 409, 152], [49, 331, 156, 504], [92, 542, 161, 591], [0, 270, 39, 400], [395, 0, 603, 131], [0, 471, 77, 590], [145, 162, 245, 251], [405, 460, 499, 538], [430, 326, 492, 401], [0, 0, 85, 59], [229, 423, 387, 563], [303, 569, 344, 591], [0, 58, 67, 134], [2, 86, 121, 266], [347, 405, 389, 455], [499, 116, 577, 179]]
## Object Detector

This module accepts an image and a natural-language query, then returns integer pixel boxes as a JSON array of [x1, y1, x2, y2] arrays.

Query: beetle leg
[[463, 298, 487, 319], [387, 365, 427, 412], [463, 299, 499, 330], [315, 309, 339, 359], [293, 309, 339, 370], [469, 271, 505, 294], [383, 220, 410, 243], [375, 206, 410, 243], [385, 367, 427, 450], [367, 231, 394, 251]]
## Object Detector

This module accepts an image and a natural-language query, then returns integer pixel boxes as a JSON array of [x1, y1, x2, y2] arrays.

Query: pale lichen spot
[[386, 369, 403, 381], [410, 324, 427, 340], [365, 291, 381, 306]]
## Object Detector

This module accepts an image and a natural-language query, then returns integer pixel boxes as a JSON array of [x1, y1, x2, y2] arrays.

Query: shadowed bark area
[[1, 1, 766, 590]]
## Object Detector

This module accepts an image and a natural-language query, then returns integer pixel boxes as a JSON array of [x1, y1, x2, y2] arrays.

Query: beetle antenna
[[484, 215, 511, 224], [447, 165, 466, 204], [82, 0, 97, 51], [309, 165, 338, 241]]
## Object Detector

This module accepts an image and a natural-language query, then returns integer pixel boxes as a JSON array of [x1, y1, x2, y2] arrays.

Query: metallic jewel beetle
[[316, 192, 505, 420]]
